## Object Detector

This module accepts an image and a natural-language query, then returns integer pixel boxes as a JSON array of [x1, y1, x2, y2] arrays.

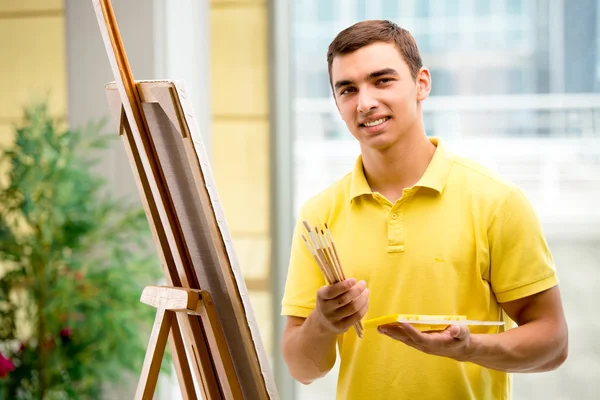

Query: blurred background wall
[[0, 0, 67, 156], [0, 0, 598, 399]]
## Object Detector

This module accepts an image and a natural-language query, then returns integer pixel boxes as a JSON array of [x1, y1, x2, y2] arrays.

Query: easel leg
[[177, 313, 223, 399], [169, 316, 198, 400], [195, 290, 243, 399], [135, 306, 173, 400]]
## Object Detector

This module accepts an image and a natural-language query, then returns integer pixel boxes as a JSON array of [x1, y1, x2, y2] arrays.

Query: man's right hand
[[314, 278, 369, 335]]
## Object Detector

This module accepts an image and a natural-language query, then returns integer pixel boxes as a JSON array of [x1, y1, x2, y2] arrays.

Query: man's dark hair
[[327, 20, 423, 87]]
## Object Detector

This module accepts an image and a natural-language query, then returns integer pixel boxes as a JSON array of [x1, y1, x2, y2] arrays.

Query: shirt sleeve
[[280, 203, 328, 318], [488, 187, 559, 303]]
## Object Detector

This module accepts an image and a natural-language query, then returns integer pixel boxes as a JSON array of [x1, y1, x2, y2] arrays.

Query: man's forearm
[[466, 320, 568, 373], [281, 312, 338, 384]]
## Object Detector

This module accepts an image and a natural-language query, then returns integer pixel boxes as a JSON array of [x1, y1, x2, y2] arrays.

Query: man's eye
[[378, 78, 392, 84], [340, 88, 355, 95]]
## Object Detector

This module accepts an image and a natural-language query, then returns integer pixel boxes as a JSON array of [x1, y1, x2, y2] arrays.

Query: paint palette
[[363, 314, 505, 332]]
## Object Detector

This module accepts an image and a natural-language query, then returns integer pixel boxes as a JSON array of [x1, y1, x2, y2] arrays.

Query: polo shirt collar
[[349, 136, 454, 202], [414, 137, 454, 193], [349, 154, 372, 201]]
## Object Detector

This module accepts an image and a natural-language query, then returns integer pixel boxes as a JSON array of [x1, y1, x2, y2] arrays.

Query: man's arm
[[281, 278, 369, 384], [465, 187, 568, 372], [467, 285, 568, 373], [281, 314, 338, 385]]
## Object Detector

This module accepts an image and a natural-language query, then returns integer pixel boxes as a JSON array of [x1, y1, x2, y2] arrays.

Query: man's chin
[[358, 134, 396, 152]]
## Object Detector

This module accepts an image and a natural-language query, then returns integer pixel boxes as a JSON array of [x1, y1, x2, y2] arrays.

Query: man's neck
[[360, 131, 436, 202]]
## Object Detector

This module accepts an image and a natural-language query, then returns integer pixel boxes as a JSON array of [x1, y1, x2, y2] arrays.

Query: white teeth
[[363, 117, 388, 127]]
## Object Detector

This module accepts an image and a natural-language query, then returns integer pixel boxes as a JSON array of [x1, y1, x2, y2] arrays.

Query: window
[[416, 0, 430, 18], [317, 0, 334, 21], [475, 0, 491, 15], [381, 0, 399, 18], [446, 0, 461, 17], [415, 33, 432, 53], [506, 0, 522, 15], [356, 0, 369, 20], [429, 69, 455, 96]]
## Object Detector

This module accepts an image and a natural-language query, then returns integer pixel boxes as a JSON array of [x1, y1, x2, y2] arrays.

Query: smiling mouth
[[360, 116, 390, 128]]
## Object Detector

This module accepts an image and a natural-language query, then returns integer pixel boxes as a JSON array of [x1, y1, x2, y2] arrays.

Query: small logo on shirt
[[434, 256, 444, 263]]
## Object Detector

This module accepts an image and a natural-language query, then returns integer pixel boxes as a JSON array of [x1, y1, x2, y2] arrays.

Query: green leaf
[[0, 101, 165, 398]]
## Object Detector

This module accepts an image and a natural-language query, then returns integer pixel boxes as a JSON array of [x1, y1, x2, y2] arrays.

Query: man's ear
[[416, 67, 431, 102]]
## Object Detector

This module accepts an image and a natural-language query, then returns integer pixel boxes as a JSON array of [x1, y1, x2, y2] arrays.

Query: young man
[[280, 20, 568, 400]]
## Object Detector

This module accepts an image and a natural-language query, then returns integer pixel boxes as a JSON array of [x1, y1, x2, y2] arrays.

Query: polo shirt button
[[391, 213, 398, 220]]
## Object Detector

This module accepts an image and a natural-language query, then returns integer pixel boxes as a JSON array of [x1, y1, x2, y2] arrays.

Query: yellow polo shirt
[[281, 137, 558, 400]]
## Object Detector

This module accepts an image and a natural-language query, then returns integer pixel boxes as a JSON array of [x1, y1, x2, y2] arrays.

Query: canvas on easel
[[92, 1, 279, 399]]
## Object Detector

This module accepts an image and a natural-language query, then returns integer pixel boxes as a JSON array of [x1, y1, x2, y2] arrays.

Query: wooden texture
[[95, 0, 223, 395], [134, 286, 239, 400], [135, 304, 173, 400], [105, 88, 220, 398], [141, 85, 274, 397], [105, 88, 224, 399], [167, 318, 197, 400], [140, 286, 200, 311], [190, 290, 241, 399], [137, 286, 245, 399], [95, 0, 277, 397]]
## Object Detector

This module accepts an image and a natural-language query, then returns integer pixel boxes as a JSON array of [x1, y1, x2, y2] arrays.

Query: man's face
[[330, 42, 430, 151]]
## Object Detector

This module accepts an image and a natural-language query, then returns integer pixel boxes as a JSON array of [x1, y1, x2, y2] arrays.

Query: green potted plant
[[0, 103, 165, 399]]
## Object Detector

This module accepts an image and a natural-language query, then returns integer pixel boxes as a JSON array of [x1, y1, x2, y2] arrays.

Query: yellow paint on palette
[[363, 314, 467, 331]]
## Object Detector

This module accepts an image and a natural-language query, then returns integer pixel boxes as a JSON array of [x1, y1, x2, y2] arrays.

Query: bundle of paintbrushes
[[301, 221, 364, 338]]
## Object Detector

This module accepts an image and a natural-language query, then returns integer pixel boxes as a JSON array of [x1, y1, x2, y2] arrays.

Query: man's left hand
[[377, 323, 473, 362]]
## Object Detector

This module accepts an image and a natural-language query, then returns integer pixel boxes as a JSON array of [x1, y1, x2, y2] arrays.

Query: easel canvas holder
[[94, 0, 278, 398]]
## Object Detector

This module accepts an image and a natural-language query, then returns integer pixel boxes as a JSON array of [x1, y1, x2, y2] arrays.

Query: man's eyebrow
[[334, 79, 354, 91], [367, 68, 399, 80], [333, 68, 400, 91]]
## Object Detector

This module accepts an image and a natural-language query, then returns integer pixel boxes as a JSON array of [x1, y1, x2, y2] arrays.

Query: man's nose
[[357, 88, 378, 113]]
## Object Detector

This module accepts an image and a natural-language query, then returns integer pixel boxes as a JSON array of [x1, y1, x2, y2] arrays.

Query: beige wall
[[0, 0, 67, 152], [210, 0, 273, 356]]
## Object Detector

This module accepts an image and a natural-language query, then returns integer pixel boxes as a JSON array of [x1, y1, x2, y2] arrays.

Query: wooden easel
[[136, 286, 239, 400], [92, 1, 279, 399]]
